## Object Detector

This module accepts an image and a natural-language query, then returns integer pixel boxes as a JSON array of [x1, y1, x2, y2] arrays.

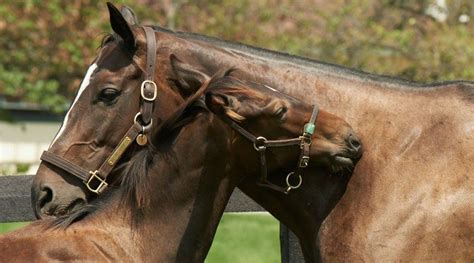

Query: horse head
[[31, 3, 209, 219], [204, 76, 361, 179]]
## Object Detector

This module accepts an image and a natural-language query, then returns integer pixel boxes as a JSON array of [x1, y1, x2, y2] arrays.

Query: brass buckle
[[140, 80, 157, 101], [86, 170, 108, 194]]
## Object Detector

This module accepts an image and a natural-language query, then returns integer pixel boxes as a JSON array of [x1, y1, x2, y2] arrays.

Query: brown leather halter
[[224, 105, 319, 194], [40, 26, 158, 194]]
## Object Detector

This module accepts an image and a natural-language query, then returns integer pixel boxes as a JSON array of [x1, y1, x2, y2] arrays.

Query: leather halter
[[225, 105, 319, 194], [40, 26, 158, 194]]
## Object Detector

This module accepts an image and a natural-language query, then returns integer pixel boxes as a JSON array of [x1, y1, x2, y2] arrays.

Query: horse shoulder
[[0, 222, 135, 261]]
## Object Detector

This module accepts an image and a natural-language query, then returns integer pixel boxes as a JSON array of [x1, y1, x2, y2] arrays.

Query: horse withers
[[5, 66, 361, 261]]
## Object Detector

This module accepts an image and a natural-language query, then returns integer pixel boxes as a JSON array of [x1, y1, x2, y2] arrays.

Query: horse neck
[[166, 33, 468, 154], [116, 113, 237, 262], [160, 30, 474, 262]]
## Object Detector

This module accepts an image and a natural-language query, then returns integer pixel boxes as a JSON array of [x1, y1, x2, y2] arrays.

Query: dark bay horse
[[4, 63, 360, 261], [31, 3, 473, 262]]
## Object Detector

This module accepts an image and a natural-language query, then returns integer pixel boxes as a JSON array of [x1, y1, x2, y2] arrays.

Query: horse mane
[[100, 33, 116, 48], [207, 76, 266, 101], [120, 70, 230, 211]]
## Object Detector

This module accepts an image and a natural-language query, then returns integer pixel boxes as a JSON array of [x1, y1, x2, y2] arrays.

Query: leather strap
[[227, 121, 303, 149], [41, 123, 143, 194], [226, 104, 319, 194], [139, 26, 157, 126], [40, 151, 90, 182]]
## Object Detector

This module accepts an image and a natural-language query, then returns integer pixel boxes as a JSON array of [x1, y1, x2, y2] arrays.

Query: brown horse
[[31, 3, 473, 262], [146, 18, 473, 263], [4, 63, 360, 261]]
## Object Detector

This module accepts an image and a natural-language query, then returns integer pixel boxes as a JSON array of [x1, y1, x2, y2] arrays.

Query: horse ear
[[170, 55, 210, 96], [107, 2, 136, 50], [120, 5, 139, 26]]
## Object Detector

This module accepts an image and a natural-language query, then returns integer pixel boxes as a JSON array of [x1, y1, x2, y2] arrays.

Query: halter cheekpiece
[[226, 105, 319, 194]]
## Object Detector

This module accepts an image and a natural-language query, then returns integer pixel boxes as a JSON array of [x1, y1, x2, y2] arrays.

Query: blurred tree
[[0, 0, 472, 109]]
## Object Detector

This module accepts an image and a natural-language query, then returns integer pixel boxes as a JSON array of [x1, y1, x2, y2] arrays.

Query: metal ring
[[253, 136, 267, 151], [140, 80, 157, 101], [286, 172, 302, 190], [134, 112, 153, 131]]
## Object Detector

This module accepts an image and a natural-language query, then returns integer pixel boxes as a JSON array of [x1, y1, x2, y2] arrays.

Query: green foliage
[[0, 0, 473, 107], [15, 163, 30, 174]]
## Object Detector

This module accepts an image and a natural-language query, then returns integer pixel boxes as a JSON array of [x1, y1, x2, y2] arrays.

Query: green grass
[[0, 222, 29, 234], [205, 212, 280, 263], [0, 213, 280, 262]]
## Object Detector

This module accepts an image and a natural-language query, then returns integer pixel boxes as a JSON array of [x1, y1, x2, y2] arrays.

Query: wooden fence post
[[280, 223, 305, 263]]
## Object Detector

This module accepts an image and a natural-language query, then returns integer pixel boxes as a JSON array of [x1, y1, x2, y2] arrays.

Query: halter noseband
[[40, 26, 158, 194], [226, 105, 319, 194]]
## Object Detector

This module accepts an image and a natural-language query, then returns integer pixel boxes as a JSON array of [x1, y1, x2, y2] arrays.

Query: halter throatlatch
[[228, 105, 319, 194], [40, 26, 158, 194]]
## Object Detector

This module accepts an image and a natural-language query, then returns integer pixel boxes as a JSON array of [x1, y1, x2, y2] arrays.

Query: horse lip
[[334, 155, 354, 166]]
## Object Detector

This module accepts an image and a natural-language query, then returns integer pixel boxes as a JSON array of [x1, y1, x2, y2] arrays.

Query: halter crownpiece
[[226, 104, 319, 194], [135, 26, 158, 145], [40, 26, 158, 194]]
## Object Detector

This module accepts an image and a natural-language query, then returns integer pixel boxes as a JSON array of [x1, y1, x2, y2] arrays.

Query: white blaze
[[50, 63, 98, 147]]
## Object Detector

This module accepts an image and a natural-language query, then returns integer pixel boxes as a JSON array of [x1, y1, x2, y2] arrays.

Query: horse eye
[[274, 106, 288, 119], [98, 87, 120, 104]]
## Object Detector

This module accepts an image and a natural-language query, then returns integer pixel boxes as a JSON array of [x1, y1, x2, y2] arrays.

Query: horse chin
[[334, 155, 354, 166], [39, 199, 87, 219], [330, 155, 355, 173]]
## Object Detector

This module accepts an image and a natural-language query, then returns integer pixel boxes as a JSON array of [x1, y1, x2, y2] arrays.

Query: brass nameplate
[[107, 137, 132, 166]]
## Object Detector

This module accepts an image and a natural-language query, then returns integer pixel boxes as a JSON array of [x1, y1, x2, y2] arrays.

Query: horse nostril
[[347, 133, 362, 153], [38, 186, 53, 210]]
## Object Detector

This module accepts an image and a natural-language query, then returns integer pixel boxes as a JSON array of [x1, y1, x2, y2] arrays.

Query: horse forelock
[[99, 33, 117, 48]]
